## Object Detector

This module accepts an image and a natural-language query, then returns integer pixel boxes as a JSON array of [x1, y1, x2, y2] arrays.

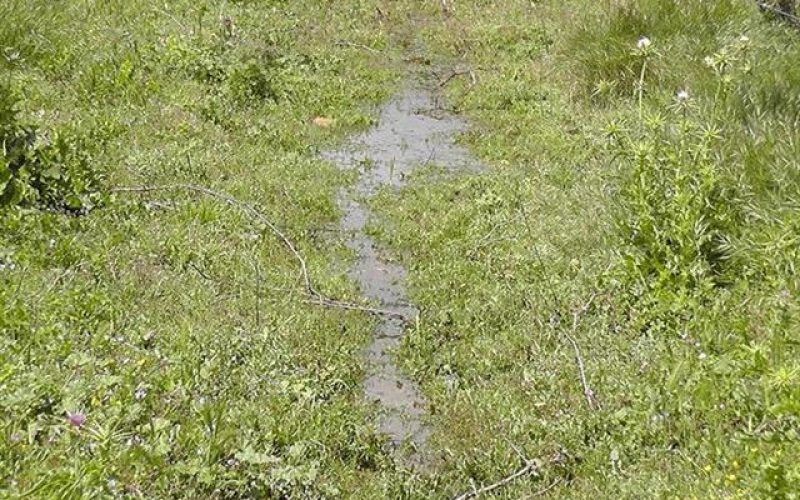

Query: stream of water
[[323, 85, 482, 464]]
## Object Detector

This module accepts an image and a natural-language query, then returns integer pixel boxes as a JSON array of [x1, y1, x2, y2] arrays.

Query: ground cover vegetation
[[0, 1, 424, 497], [1, 0, 799, 498], [368, 0, 800, 497]]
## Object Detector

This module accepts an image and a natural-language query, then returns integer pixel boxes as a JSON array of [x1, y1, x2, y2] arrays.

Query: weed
[[1, 83, 105, 212], [0, 1, 416, 497]]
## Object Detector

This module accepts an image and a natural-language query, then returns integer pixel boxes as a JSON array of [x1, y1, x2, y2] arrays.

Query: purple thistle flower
[[68, 412, 87, 428]]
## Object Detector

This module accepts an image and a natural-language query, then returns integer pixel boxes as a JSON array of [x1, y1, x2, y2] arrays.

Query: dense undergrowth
[[2, 0, 799, 498]]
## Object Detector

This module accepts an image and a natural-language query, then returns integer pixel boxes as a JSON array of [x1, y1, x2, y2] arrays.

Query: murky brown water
[[323, 85, 481, 464]]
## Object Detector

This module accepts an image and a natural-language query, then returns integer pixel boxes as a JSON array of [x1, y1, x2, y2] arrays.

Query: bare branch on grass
[[438, 68, 476, 88], [565, 293, 600, 411], [756, 1, 800, 26], [453, 454, 564, 500], [525, 478, 562, 498], [454, 460, 540, 500], [112, 184, 406, 319], [517, 202, 601, 409]]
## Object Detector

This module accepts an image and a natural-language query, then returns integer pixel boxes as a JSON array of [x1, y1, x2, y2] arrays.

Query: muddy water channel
[[323, 85, 481, 463]]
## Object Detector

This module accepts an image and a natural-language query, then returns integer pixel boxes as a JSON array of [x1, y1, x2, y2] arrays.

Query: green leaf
[[40, 164, 61, 179], [65, 193, 83, 210], [235, 447, 280, 465], [0, 159, 10, 187], [0, 177, 25, 207]]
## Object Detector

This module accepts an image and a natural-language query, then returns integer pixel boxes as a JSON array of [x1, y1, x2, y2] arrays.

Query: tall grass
[[563, 0, 800, 286]]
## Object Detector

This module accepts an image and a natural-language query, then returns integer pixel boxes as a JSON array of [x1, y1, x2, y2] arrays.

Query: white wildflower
[[134, 387, 148, 401], [637, 36, 652, 50], [676, 89, 690, 101]]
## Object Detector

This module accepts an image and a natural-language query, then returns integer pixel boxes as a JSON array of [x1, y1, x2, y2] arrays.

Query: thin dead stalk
[[565, 293, 599, 410], [756, 1, 800, 27], [524, 478, 562, 498], [454, 459, 540, 500], [302, 298, 406, 317], [438, 68, 477, 88], [112, 184, 405, 319]]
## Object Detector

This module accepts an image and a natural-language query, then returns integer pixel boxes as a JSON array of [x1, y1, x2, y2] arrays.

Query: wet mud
[[323, 85, 481, 464]]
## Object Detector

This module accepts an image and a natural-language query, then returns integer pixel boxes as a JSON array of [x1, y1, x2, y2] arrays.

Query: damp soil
[[323, 84, 482, 465]]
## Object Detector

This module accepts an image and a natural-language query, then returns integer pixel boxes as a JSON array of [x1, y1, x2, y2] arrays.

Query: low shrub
[[1, 83, 105, 213]]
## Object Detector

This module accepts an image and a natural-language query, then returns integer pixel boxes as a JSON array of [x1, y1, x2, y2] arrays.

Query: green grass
[[0, 1, 431, 497], [3, 0, 800, 498], [367, 0, 800, 497]]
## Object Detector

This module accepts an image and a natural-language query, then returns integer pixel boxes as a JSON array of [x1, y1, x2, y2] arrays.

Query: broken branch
[[112, 184, 406, 319], [453, 459, 539, 500], [566, 293, 599, 411], [438, 68, 475, 88]]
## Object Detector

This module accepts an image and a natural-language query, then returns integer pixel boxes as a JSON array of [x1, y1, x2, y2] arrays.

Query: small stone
[[312, 116, 335, 128]]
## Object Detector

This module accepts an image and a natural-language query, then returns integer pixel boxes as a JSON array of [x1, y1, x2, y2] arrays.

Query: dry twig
[[112, 184, 406, 319], [453, 459, 540, 500], [565, 293, 600, 410], [524, 478, 562, 498], [756, 1, 800, 26], [438, 68, 476, 88]]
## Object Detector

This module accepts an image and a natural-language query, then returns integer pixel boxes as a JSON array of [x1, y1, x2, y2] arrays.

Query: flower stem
[[637, 59, 648, 119]]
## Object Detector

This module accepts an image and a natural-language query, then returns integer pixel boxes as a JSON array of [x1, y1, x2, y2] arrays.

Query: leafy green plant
[[1, 83, 105, 212], [0, 84, 30, 207], [610, 109, 737, 292], [225, 58, 276, 103]]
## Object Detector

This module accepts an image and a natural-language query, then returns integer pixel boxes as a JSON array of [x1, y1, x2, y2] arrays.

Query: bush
[[0, 83, 105, 213], [226, 58, 276, 103], [610, 110, 738, 292]]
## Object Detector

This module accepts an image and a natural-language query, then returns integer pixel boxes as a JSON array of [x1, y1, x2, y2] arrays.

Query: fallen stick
[[334, 40, 381, 54], [438, 68, 474, 88], [453, 459, 539, 500], [755, 1, 800, 26], [302, 297, 407, 319], [566, 293, 599, 410], [525, 478, 562, 498], [112, 184, 406, 319]]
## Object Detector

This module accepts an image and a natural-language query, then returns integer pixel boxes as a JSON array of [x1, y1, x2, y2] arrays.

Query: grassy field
[[368, 0, 800, 497], [0, 1, 421, 497], [2, 0, 800, 498]]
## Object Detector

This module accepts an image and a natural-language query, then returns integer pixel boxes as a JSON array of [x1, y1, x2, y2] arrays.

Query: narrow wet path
[[323, 84, 481, 464]]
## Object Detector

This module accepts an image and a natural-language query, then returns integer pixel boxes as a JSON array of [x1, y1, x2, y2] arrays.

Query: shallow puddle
[[323, 86, 481, 464]]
